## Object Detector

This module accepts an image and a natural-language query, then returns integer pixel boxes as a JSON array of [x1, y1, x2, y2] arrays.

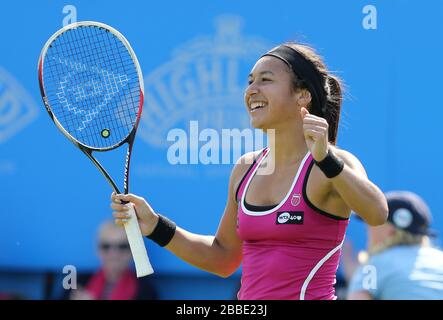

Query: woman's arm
[[301, 107, 388, 225], [347, 290, 374, 300], [111, 155, 252, 278], [330, 148, 388, 226], [159, 157, 245, 277]]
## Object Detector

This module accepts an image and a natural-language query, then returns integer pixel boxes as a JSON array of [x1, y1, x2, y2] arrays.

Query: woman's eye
[[247, 78, 271, 85]]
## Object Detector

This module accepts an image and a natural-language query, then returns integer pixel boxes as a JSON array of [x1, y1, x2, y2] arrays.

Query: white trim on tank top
[[241, 149, 311, 217], [299, 239, 345, 300]]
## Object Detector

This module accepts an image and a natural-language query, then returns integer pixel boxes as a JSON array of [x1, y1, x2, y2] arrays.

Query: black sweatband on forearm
[[146, 214, 177, 247], [314, 149, 344, 178]]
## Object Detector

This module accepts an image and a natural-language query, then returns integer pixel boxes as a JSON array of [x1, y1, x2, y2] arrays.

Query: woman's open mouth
[[250, 101, 267, 112]]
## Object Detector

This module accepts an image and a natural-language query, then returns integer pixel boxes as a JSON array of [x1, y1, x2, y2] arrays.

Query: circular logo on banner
[[139, 15, 271, 149], [392, 208, 413, 229]]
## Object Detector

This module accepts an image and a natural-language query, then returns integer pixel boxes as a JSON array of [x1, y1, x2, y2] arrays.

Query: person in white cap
[[347, 191, 443, 300]]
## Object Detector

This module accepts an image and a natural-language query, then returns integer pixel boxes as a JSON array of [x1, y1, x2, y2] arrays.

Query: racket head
[[38, 21, 144, 152]]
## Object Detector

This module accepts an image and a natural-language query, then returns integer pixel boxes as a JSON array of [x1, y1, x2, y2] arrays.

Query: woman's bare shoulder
[[229, 149, 264, 199]]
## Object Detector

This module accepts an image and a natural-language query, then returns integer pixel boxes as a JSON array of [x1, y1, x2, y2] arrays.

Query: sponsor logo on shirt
[[276, 211, 304, 225], [291, 194, 301, 207]]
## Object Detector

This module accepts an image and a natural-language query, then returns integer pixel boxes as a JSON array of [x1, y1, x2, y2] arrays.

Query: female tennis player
[[111, 42, 388, 300]]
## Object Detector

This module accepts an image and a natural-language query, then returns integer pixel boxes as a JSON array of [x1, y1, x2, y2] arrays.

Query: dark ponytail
[[284, 43, 343, 145], [323, 74, 342, 144]]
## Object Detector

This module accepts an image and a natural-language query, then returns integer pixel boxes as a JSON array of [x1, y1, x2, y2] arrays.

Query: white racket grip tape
[[124, 204, 154, 277]]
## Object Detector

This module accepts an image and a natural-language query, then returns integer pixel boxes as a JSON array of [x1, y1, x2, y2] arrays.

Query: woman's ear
[[296, 89, 312, 108]]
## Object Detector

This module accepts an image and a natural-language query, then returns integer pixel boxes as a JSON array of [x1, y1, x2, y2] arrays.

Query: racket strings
[[42, 25, 141, 149], [48, 27, 126, 144]]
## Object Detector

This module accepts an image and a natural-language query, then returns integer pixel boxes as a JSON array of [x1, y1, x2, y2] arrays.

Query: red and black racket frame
[[38, 58, 144, 196]]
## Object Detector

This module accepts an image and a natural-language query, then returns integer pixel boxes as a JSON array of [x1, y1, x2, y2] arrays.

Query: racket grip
[[124, 204, 154, 277]]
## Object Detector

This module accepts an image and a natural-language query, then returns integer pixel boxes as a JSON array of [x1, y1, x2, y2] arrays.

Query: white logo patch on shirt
[[276, 211, 304, 225]]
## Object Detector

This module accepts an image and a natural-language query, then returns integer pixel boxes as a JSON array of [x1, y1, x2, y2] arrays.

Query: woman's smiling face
[[244, 56, 302, 130]]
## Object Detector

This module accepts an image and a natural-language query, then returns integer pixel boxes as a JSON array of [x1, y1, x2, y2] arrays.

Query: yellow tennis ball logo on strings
[[101, 129, 110, 138]]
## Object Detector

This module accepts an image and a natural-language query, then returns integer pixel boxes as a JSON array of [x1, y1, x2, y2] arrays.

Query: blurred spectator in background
[[345, 191, 443, 300], [61, 220, 158, 300], [0, 292, 27, 300]]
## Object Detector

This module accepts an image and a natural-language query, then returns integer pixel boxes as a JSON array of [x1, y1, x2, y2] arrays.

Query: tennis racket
[[38, 21, 153, 277]]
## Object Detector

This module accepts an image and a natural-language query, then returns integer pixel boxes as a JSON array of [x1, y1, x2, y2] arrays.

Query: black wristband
[[314, 149, 344, 178], [146, 214, 177, 247]]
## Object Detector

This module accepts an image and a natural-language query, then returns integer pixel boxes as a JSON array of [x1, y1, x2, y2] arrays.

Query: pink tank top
[[236, 147, 349, 300]]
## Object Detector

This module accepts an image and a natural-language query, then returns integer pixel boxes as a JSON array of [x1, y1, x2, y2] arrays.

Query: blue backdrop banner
[[1, 0, 442, 275]]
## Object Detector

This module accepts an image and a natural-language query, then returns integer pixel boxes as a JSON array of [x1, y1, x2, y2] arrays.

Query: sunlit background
[[1, 0, 442, 299]]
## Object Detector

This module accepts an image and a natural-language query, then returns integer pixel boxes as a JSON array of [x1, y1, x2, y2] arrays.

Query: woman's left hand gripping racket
[[38, 21, 153, 277]]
